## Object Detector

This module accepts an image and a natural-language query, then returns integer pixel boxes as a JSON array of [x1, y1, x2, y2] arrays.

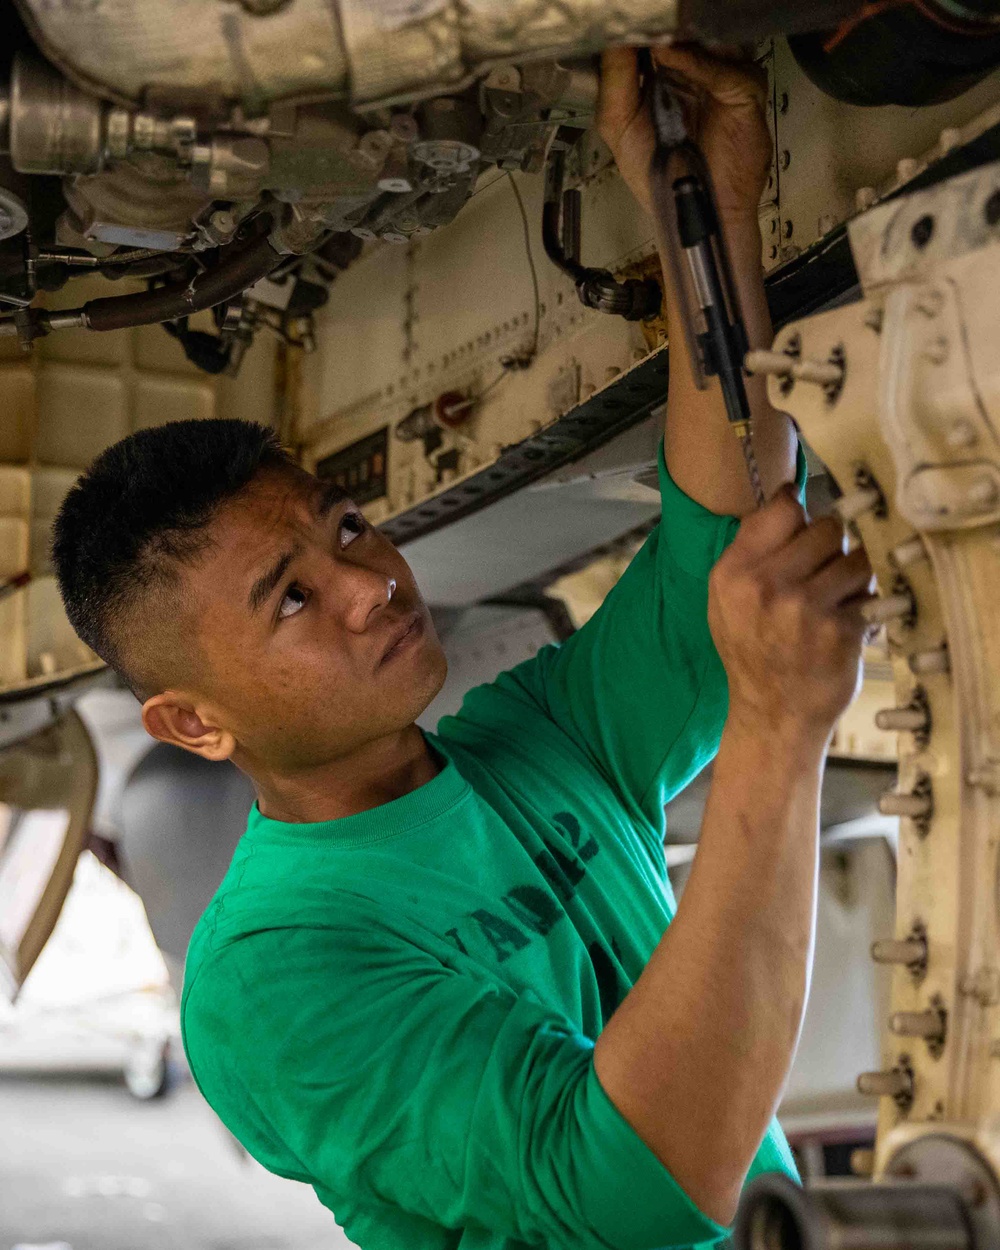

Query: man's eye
[[278, 585, 308, 620], [340, 511, 366, 548]]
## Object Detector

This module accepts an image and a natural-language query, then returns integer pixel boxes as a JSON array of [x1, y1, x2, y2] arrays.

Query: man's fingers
[[808, 545, 875, 610], [730, 485, 807, 561], [651, 42, 768, 110], [762, 514, 846, 585], [597, 47, 643, 145]]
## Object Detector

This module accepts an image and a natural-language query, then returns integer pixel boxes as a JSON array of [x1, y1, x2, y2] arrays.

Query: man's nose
[[340, 563, 398, 634]]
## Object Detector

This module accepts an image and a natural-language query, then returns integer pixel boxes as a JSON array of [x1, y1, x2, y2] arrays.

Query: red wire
[[824, 0, 999, 54]]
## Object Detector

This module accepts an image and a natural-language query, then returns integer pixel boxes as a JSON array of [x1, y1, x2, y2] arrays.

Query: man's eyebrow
[[245, 483, 346, 617], [247, 547, 299, 617], [315, 480, 348, 519]]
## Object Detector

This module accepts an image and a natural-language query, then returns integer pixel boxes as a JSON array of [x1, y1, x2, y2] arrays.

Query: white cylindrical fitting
[[744, 349, 794, 377], [892, 536, 928, 569], [863, 592, 914, 625], [891, 1009, 944, 1041], [909, 645, 949, 675], [875, 706, 929, 732], [879, 788, 932, 819], [835, 487, 882, 524], [857, 1068, 911, 1098], [791, 358, 844, 386], [871, 937, 926, 966]]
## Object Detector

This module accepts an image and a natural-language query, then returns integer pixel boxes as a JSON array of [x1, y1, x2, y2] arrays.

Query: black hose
[[542, 160, 660, 322], [79, 234, 281, 333]]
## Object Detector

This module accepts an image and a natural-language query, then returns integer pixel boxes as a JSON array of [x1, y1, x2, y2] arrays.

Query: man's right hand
[[708, 486, 873, 748]]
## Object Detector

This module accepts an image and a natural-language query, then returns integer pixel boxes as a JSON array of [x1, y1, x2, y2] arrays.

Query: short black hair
[[52, 418, 294, 699]]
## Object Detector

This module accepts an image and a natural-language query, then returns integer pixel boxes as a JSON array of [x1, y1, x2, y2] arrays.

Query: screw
[[783, 219, 794, 239], [780, 150, 791, 170], [911, 214, 935, 249], [779, 91, 789, 113], [768, 245, 778, 260]]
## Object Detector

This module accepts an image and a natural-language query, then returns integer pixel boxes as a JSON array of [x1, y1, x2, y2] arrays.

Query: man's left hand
[[597, 43, 772, 223]]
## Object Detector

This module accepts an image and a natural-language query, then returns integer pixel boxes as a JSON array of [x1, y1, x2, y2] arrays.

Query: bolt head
[[945, 419, 977, 450], [969, 476, 999, 509], [209, 209, 236, 234], [922, 335, 949, 364]]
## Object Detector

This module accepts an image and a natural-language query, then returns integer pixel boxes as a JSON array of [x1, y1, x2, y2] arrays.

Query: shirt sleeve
[[182, 922, 729, 1250], [493, 441, 808, 835]]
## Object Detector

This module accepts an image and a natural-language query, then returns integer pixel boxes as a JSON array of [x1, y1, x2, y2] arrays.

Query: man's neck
[[250, 723, 441, 824]]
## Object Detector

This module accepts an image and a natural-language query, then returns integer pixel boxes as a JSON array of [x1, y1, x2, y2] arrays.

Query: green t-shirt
[[181, 443, 805, 1250]]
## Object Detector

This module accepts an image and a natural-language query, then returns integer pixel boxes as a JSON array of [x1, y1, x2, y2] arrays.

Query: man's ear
[[142, 692, 236, 762]]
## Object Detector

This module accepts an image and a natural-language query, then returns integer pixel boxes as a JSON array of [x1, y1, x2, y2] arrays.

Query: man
[[52, 44, 871, 1250]]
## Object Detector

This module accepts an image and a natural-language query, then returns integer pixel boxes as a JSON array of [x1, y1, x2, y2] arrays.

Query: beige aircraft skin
[[735, 162, 1000, 1245]]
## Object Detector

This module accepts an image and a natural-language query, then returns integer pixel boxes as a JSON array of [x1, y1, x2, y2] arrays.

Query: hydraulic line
[[0, 231, 281, 338]]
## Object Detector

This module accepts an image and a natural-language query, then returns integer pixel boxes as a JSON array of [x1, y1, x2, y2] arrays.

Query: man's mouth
[[378, 610, 424, 667]]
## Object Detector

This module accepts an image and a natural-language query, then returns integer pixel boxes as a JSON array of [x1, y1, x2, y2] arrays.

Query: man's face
[[174, 463, 447, 773]]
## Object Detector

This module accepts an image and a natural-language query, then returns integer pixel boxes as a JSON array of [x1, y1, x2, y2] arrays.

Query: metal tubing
[[734, 1172, 971, 1250]]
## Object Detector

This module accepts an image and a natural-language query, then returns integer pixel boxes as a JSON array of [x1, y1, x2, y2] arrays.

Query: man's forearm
[[592, 722, 823, 1224], [662, 211, 798, 515]]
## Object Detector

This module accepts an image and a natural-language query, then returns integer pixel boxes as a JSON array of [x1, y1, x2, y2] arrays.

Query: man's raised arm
[[598, 44, 798, 515], [588, 43, 874, 1226]]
